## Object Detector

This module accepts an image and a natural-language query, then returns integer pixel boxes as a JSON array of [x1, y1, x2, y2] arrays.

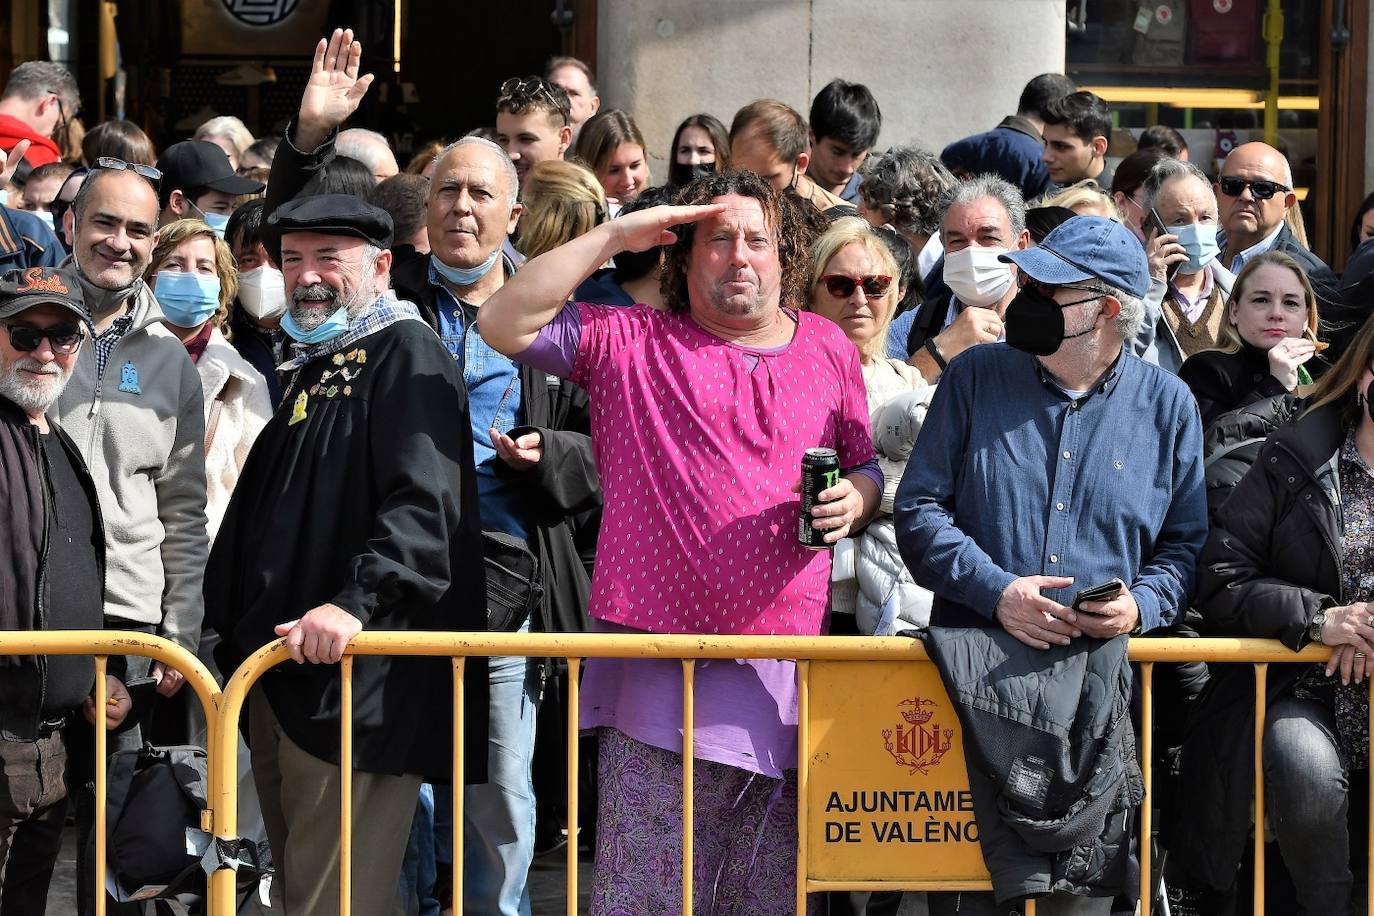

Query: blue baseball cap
[[999, 215, 1150, 299]]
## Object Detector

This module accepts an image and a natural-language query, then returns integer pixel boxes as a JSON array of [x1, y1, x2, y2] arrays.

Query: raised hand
[[608, 203, 728, 254], [296, 28, 375, 151], [0, 139, 30, 188]]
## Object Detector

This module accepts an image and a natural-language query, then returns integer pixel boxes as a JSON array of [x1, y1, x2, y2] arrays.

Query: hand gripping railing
[[183, 633, 1368, 915], [0, 631, 221, 916]]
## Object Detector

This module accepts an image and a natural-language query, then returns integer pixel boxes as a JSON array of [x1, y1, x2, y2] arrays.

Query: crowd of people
[[2, 22, 1374, 916]]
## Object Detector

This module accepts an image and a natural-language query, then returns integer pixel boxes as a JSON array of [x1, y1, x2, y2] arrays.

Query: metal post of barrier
[[1140, 661, 1154, 912], [94, 654, 108, 916], [796, 660, 810, 916], [1253, 663, 1268, 916], [452, 657, 465, 916], [567, 657, 581, 916], [340, 654, 354, 916], [681, 659, 695, 916]]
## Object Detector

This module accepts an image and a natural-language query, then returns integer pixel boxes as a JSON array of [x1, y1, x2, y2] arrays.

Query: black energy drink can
[[799, 447, 840, 550]]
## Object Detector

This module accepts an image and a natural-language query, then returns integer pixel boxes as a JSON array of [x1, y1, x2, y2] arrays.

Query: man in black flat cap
[[204, 193, 488, 915], [154, 139, 264, 234]]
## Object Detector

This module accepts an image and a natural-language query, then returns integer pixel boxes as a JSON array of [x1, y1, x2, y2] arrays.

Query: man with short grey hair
[[336, 127, 398, 182], [896, 216, 1206, 915], [1131, 157, 1233, 373], [0, 61, 78, 167], [908, 174, 1031, 382], [262, 30, 600, 914]]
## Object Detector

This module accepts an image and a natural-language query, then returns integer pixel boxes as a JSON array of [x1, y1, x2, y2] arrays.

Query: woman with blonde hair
[[1038, 179, 1121, 220], [806, 216, 934, 637], [516, 158, 607, 262], [1179, 250, 1324, 427], [144, 218, 271, 540], [194, 115, 256, 170], [574, 109, 650, 206], [1180, 311, 1374, 916]]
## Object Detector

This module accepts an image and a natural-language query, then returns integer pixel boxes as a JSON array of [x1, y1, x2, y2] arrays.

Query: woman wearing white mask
[[146, 218, 272, 541], [224, 199, 287, 407]]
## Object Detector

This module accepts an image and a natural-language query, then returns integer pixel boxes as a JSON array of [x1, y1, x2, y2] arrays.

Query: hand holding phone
[[1145, 209, 1186, 283], [1072, 577, 1126, 612]]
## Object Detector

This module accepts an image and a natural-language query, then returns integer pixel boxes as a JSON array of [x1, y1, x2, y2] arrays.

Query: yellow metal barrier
[[0, 631, 220, 916], [203, 633, 1373, 916]]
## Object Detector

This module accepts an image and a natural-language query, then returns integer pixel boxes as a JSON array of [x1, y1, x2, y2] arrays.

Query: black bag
[[483, 530, 543, 632], [104, 744, 207, 903]]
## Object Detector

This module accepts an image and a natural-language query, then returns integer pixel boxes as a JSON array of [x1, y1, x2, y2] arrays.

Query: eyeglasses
[[497, 77, 569, 124], [820, 274, 893, 299], [2, 322, 84, 354], [1018, 275, 1107, 299], [1218, 176, 1290, 201], [93, 157, 163, 191]]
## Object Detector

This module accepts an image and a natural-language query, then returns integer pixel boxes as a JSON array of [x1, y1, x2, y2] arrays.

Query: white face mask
[[943, 245, 1014, 309], [237, 265, 288, 322]]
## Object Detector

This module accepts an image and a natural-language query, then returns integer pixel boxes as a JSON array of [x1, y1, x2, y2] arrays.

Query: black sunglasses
[[3, 322, 84, 354], [1017, 274, 1107, 299], [93, 157, 163, 191], [498, 77, 569, 124], [1218, 176, 1290, 201], [821, 274, 893, 299]]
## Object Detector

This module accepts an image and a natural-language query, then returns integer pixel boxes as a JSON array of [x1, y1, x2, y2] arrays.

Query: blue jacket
[[0, 206, 63, 272], [942, 116, 1051, 201]]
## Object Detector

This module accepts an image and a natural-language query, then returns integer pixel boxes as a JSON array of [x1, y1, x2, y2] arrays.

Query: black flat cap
[[264, 194, 395, 264]]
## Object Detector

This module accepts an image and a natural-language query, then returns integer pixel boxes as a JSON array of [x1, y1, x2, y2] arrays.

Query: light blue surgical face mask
[[431, 248, 501, 286], [281, 304, 349, 345], [189, 200, 230, 239], [1167, 222, 1221, 275], [34, 210, 54, 231], [155, 270, 222, 328]]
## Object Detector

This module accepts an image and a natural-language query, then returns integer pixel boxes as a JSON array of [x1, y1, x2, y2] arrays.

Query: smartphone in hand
[[1072, 578, 1126, 612], [1145, 208, 1183, 283]]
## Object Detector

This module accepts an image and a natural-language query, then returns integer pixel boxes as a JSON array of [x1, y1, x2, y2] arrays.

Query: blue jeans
[[463, 620, 542, 916], [401, 784, 440, 916], [1264, 693, 1353, 916]]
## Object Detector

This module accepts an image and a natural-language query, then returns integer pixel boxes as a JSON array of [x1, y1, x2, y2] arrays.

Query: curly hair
[[661, 170, 822, 314], [144, 218, 240, 338], [858, 146, 954, 239]]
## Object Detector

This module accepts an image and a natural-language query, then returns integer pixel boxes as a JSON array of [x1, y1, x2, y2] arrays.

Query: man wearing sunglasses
[[0, 265, 133, 914], [0, 61, 78, 169], [894, 217, 1207, 915], [1217, 142, 1339, 296]]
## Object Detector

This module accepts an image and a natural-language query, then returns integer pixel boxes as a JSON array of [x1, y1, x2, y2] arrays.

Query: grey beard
[[0, 359, 71, 416], [288, 281, 379, 332]]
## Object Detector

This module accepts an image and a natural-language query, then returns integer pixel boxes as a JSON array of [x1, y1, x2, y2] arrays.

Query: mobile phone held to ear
[[1145, 208, 1183, 282], [1072, 577, 1125, 612]]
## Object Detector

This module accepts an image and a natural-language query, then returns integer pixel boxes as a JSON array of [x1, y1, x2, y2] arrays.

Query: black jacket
[[391, 255, 602, 635], [926, 626, 1142, 903], [0, 396, 105, 738], [1201, 393, 1300, 524], [227, 309, 284, 409], [1171, 398, 1346, 889], [206, 320, 490, 781], [904, 255, 955, 356], [1179, 343, 1291, 430], [1269, 224, 1350, 373]]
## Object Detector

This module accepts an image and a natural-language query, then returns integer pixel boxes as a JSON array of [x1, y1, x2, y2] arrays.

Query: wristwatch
[[1308, 608, 1327, 644]]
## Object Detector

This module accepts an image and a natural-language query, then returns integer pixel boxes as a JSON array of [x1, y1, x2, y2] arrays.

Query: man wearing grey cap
[[204, 193, 488, 915], [895, 217, 1207, 914], [0, 266, 130, 913]]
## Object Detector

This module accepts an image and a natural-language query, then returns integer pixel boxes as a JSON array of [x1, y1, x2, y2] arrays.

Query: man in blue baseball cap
[[893, 216, 1208, 914]]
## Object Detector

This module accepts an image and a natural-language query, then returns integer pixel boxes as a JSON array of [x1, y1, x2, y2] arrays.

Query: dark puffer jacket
[[1201, 393, 1300, 524], [1169, 398, 1346, 890]]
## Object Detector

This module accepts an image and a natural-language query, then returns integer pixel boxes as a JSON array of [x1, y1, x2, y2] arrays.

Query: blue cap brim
[[998, 246, 1096, 286]]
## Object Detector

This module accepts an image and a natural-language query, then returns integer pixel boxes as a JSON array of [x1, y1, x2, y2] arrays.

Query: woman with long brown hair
[[1176, 314, 1374, 913]]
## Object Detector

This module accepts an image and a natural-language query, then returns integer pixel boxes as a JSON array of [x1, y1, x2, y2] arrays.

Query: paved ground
[[46, 827, 593, 915]]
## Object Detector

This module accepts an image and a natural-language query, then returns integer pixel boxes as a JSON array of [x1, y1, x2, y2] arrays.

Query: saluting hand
[[608, 203, 728, 254], [296, 28, 375, 151]]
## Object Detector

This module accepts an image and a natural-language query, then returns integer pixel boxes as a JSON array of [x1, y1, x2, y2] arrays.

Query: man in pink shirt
[[481, 171, 881, 914]]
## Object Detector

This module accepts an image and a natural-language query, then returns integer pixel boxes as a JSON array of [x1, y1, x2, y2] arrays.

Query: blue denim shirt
[[894, 343, 1207, 632]]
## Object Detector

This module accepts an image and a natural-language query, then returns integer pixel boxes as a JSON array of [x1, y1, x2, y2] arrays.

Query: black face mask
[[1004, 283, 1104, 357], [669, 161, 715, 188]]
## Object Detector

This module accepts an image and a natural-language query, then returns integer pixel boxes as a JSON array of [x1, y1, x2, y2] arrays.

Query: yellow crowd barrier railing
[[200, 633, 1370, 916], [0, 631, 220, 916], [0, 631, 1360, 915]]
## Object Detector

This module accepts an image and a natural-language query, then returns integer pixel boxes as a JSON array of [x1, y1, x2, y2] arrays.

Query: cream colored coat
[[198, 327, 272, 542]]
